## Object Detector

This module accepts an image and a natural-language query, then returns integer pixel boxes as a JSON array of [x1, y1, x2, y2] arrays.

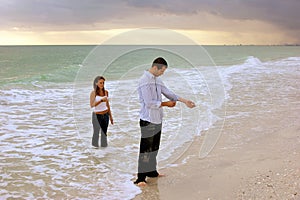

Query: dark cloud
[[0, 0, 299, 32], [126, 0, 300, 30], [0, 0, 131, 29], [214, 0, 300, 30]]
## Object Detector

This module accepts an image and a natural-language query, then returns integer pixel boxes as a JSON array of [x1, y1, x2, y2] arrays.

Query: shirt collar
[[144, 70, 155, 79]]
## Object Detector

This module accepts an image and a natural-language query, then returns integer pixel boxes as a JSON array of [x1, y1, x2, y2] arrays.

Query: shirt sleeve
[[161, 82, 179, 101]]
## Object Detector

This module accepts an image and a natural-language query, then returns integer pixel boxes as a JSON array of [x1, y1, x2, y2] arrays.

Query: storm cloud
[[0, 0, 299, 29], [0, 0, 299, 44]]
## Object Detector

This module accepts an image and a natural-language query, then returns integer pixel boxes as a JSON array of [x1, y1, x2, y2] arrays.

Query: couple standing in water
[[90, 57, 195, 186]]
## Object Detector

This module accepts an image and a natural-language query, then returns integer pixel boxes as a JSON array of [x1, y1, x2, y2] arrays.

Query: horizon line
[[1, 44, 300, 47]]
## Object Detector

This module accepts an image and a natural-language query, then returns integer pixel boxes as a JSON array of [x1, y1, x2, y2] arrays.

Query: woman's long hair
[[93, 76, 106, 96]]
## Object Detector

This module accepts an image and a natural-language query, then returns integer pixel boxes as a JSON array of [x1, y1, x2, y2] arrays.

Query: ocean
[[0, 45, 299, 199]]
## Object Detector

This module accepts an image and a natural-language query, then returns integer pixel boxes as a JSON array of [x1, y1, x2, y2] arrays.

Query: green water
[[204, 45, 300, 65], [0, 45, 94, 85], [1, 45, 299, 86]]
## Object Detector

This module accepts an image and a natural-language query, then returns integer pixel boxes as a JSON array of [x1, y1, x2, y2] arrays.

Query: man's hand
[[178, 97, 196, 108], [185, 100, 196, 108], [161, 101, 176, 107]]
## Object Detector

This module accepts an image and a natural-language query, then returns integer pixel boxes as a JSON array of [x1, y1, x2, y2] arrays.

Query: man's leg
[[135, 120, 162, 184], [147, 123, 162, 177]]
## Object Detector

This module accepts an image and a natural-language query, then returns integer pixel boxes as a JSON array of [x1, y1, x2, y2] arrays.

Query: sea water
[[0, 45, 299, 199]]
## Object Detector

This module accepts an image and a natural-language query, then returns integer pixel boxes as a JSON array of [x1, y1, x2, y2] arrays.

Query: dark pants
[[135, 119, 162, 184], [92, 112, 109, 147]]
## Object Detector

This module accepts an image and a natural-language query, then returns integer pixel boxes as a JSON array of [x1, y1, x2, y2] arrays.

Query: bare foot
[[148, 173, 166, 178], [137, 181, 147, 186]]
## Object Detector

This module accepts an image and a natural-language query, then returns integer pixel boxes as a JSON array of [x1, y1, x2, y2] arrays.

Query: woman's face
[[97, 79, 105, 89]]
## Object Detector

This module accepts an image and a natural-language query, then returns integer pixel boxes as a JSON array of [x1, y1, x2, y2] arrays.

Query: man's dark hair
[[152, 57, 168, 69]]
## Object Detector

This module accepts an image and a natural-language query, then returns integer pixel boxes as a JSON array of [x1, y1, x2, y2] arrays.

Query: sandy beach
[[134, 111, 300, 200], [134, 76, 300, 200]]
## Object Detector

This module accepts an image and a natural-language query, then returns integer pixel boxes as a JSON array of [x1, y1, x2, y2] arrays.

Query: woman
[[90, 76, 114, 148]]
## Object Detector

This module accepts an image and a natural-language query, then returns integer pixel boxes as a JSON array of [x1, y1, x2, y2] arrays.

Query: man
[[134, 57, 196, 186]]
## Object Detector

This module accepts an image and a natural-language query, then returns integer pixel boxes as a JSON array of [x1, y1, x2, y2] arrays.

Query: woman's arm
[[90, 91, 96, 108], [90, 91, 104, 108], [105, 90, 114, 125]]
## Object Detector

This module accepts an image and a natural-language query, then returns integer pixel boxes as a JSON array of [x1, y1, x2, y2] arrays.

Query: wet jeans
[[135, 119, 162, 183], [92, 112, 109, 147]]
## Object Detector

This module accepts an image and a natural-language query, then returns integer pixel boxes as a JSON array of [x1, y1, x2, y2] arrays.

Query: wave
[[0, 64, 80, 87], [220, 56, 300, 76]]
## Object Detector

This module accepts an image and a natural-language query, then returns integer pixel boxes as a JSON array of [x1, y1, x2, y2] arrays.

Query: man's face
[[154, 66, 167, 77]]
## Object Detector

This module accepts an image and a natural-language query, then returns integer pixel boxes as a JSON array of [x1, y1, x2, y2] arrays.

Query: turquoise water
[[0, 45, 94, 86], [205, 45, 300, 65], [1, 45, 300, 86], [0, 45, 299, 199]]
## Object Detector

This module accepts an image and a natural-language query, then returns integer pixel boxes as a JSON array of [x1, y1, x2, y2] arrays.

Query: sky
[[0, 0, 300, 45]]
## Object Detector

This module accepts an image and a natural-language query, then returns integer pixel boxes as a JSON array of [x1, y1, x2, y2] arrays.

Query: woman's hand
[[101, 96, 108, 102]]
